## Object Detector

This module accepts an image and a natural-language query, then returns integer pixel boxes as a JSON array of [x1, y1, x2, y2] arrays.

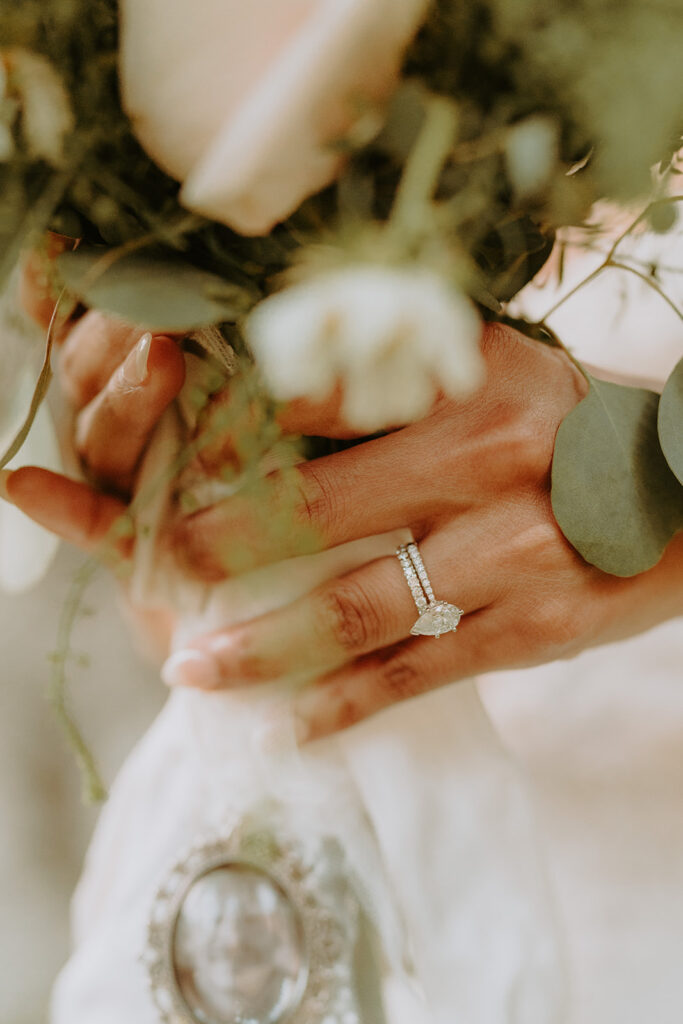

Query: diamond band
[[397, 545, 429, 614], [396, 542, 463, 638]]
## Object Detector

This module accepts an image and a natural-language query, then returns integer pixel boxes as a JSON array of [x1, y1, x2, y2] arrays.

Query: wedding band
[[396, 542, 463, 638]]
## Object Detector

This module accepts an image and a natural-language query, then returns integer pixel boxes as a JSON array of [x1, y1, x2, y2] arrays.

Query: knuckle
[[228, 633, 273, 682], [519, 594, 586, 656], [379, 653, 423, 702], [319, 580, 379, 654], [329, 690, 363, 732], [298, 463, 344, 539], [169, 514, 228, 583], [540, 600, 583, 650], [502, 519, 562, 573], [512, 416, 554, 476], [481, 417, 552, 484]]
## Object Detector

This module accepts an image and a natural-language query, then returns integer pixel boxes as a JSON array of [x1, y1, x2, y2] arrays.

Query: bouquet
[[1, 4, 682, 1021], [1, 0, 682, 582]]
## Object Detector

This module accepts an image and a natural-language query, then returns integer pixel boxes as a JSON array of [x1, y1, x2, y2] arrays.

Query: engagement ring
[[397, 542, 463, 638]]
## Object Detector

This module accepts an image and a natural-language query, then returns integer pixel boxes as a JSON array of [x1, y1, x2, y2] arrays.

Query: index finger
[[1, 467, 131, 560], [172, 429, 456, 580]]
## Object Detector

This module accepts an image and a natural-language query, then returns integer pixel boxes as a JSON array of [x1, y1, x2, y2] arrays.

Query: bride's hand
[[4, 265, 186, 549], [3, 277, 187, 656], [159, 326, 683, 743], [4, 308, 683, 740]]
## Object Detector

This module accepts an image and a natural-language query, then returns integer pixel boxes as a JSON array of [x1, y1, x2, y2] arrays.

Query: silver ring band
[[396, 542, 463, 638]]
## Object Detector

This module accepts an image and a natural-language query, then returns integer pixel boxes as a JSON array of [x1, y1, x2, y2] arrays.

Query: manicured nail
[[123, 332, 152, 385], [161, 649, 222, 689], [0, 469, 14, 503]]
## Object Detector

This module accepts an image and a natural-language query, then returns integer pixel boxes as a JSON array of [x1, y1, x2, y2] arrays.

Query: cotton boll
[[341, 349, 436, 432], [246, 281, 341, 401], [247, 266, 484, 432]]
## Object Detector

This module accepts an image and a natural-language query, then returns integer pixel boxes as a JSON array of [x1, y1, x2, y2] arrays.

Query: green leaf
[[658, 355, 683, 485], [551, 375, 683, 576], [57, 248, 252, 331]]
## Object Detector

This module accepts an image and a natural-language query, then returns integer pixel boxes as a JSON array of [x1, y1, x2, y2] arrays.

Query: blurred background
[[0, 209, 681, 1023], [0, 551, 163, 1023]]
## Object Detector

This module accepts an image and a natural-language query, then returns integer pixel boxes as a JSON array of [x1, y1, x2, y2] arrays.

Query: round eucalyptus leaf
[[57, 249, 251, 331], [658, 355, 683, 485], [551, 375, 683, 577]]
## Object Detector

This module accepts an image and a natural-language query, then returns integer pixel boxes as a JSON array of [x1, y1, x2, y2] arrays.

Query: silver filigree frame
[[142, 813, 359, 1024]]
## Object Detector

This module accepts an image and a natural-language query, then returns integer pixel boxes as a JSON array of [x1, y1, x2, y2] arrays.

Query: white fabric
[[51, 356, 566, 1022], [51, 563, 566, 1024], [479, 616, 683, 1024]]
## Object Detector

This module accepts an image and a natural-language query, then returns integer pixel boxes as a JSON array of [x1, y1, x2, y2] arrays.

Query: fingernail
[[0, 469, 14, 504], [161, 649, 222, 689], [123, 332, 152, 386]]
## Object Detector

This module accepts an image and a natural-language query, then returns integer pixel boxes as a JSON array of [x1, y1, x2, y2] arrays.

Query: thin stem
[[0, 288, 76, 469], [608, 260, 683, 321], [564, 238, 683, 276], [535, 264, 606, 323], [49, 559, 107, 803], [605, 194, 683, 263], [390, 95, 459, 238], [534, 194, 683, 324]]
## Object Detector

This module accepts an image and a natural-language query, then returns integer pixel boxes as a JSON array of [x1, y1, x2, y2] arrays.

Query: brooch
[[143, 805, 379, 1023]]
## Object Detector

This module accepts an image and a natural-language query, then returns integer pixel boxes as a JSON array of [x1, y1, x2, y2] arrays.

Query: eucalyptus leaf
[[658, 355, 683, 485], [57, 249, 251, 331], [551, 375, 683, 577]]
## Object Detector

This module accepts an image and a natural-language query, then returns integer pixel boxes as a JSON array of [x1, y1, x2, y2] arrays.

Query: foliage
[[56, 247, 256, 331], [552, 375, 683, 577], [659, 355, 683, 486], [0, 0, 681, 563]]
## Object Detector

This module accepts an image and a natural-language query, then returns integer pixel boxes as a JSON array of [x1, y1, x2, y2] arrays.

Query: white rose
[[120, 0, 429, 236], [246, 265, 485, 432]]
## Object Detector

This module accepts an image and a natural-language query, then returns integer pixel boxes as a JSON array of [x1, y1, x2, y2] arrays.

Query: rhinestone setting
[[397, 542, 463, 639]]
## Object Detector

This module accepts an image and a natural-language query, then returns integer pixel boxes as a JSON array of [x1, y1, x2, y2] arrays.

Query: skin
[[3, 298, 683, 742]]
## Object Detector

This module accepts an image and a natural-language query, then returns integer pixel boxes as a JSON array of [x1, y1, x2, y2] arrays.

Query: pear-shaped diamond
[[410, 601, 463, 638]]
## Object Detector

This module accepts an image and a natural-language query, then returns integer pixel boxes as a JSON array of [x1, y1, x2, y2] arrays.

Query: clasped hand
[[5, 300, 682, 740]]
